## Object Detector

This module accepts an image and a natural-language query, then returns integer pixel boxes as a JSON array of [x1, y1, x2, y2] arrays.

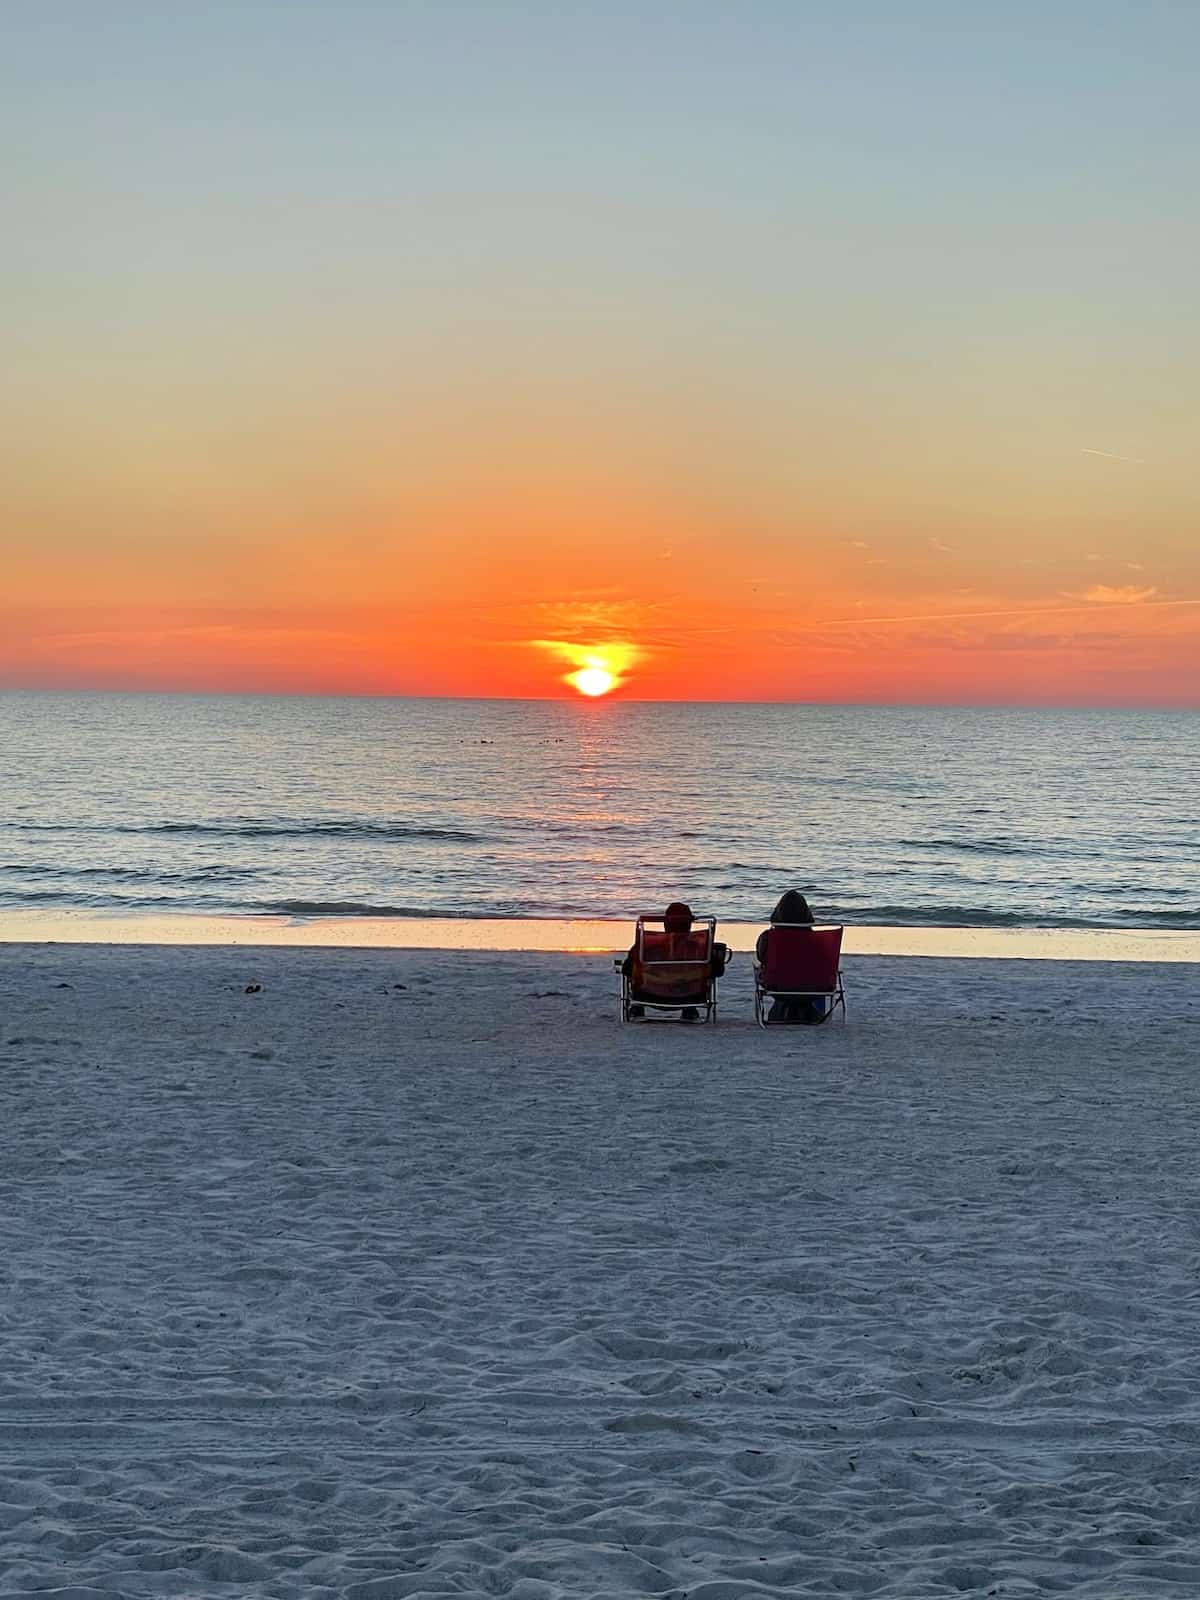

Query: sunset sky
[[4, 2, 1197, 705]]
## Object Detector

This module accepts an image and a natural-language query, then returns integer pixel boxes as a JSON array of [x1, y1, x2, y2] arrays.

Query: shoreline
[[0, 906, 1197, 962]]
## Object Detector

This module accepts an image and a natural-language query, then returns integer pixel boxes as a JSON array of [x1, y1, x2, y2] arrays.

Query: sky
[[3, 1, 1198, 704]]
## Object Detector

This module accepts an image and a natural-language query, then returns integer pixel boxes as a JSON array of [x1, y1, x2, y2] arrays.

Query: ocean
[[0, 692, 1195, 931]]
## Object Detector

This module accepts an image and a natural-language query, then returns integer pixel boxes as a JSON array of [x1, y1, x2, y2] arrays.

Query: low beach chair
[[616, 913, 723, 1023], [753, 924, 846, 1028]]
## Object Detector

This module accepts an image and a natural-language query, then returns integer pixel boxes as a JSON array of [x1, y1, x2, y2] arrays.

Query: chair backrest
[[640, 928, 713, 964], [632, 916, 716, 1000], [761, 925, 843, 992]]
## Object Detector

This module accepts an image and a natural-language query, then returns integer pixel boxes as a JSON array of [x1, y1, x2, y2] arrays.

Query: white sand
[[1, 941, 1199, 1598]]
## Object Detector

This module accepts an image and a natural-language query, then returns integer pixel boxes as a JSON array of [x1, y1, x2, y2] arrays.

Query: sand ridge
[[1, 944, 1199, 1597]]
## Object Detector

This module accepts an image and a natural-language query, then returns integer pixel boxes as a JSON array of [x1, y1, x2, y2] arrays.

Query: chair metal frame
[[752, 923, 847, 1029], [615, 913, 723, 1024]]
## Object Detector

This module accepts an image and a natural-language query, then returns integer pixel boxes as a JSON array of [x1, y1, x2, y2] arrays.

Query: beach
[[3, 940, 1199, 1597], [9, 2, 1198, 1593]]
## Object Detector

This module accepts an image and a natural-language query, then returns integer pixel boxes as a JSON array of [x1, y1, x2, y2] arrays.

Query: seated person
[[623, 901, 730, 1020], [756, 891, 828, 1024]]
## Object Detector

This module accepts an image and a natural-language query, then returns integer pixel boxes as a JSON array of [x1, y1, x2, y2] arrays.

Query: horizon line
[[1, 684, 1196, 713]]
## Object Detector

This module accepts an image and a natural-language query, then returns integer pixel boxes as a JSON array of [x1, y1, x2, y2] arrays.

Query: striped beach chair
[[616, 910, 723, 1023]]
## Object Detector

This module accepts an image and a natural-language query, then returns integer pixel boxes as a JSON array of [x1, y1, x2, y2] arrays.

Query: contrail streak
[[812, 598, 1200, 630], [1081, 448, 1145, 464]]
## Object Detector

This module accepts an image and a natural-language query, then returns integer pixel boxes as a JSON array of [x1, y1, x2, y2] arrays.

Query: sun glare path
[[568, 665, 616, 697]]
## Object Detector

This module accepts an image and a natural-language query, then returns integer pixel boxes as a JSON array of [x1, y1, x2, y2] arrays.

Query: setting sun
[[569, 665, 616, 697], [534, 639, 641, 698]]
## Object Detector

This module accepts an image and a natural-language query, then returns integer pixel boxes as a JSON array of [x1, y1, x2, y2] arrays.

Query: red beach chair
[[753, 924, 846, 1028], [616, 913, 723, 1023]]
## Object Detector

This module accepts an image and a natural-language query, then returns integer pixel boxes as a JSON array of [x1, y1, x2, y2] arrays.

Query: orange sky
[[3, 6, 1198, 706], [4, 439, 1196, 704], [4, 409, 1198, 704]]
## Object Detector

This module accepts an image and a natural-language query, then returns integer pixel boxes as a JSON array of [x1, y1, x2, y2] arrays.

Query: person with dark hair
[[755, 891, 827, 1023]]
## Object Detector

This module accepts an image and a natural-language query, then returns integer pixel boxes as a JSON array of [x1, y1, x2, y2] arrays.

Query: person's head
[[663, 900, 694, 934], [770, 890, 813, 925]]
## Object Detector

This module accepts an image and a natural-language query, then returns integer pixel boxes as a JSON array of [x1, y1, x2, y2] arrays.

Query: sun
[[535, 638, 639, 697], [568, 665, 616, 697]]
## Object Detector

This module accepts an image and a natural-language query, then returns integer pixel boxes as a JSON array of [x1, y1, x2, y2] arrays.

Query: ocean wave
[[894, 837, 1026, 856], [1, 883, 1194, 929], [254, 900, 632, 920], [830, 903, 1200, 931], [1, 862, 260, 883], [254, 899, 445, 918], [2, 818, 480, 844], [1108, 906, 1200, 928], [0, 888, 245, 910]]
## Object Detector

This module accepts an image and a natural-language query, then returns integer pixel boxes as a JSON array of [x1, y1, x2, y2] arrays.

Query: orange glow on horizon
[[3, 456, 1197, 706]]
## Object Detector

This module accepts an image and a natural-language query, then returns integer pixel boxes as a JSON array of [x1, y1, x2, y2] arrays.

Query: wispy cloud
[[35, 622, 358, 650], [797, 595, 1197, 632], [527, 598, 662, 635], [1073, 584, 1158, 604], [529, 638, 645, 674]]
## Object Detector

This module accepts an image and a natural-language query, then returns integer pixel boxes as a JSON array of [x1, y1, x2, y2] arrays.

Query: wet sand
[[2, 906, 1198, 962]]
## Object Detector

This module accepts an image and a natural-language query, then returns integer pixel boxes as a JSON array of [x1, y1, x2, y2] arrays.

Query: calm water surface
[[0, 693, 1195, 930]]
